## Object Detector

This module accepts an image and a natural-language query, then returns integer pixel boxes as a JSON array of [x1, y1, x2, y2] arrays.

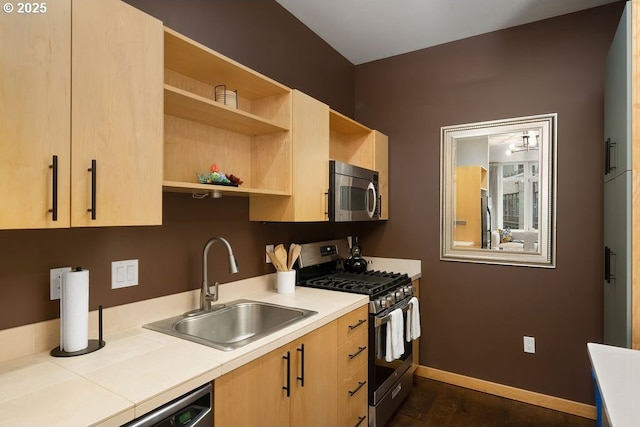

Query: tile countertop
[[0, 257, 420, 427], [588, 343, 640, 427]]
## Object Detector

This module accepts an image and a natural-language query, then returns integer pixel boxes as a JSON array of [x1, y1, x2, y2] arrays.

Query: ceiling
[[275, 0, 621, 65]]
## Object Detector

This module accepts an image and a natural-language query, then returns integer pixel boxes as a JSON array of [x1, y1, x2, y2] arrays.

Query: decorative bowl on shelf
[[196, 164, 243, 187]]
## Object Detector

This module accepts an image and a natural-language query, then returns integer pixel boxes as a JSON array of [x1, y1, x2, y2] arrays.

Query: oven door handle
[[366, 181, 377, 218], [374, 298, 412, 328]]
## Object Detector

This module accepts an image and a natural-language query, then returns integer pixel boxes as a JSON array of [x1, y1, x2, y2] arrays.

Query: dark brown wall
[[0, 194, 370, 329], [124, 0, 355, 117], [355, 2, 625, 404], [0, 1, 363, 329]]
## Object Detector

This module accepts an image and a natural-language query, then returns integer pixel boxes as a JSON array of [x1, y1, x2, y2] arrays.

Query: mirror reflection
[[440, 114, 556, 267]]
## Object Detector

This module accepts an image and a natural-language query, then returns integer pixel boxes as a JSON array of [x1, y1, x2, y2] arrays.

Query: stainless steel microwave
[[329, 160, 380, 222]]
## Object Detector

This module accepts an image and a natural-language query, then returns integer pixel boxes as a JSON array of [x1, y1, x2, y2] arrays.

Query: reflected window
[[492, 161, 539, 231]]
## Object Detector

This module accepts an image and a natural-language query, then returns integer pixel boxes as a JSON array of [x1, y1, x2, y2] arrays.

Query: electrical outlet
[[111, 259, 139, 289], [266, 244, 274, 263], [523, 336, 535, 354], [50, 267, 72, 300]]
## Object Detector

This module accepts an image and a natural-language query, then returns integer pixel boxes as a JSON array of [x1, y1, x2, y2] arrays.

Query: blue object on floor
[[592, 370, 602, 427]]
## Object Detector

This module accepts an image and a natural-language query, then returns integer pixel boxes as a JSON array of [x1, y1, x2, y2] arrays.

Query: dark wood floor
[[386, 377, 596, 427]]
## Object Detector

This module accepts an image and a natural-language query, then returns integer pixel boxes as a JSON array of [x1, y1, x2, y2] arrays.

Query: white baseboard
[[414, 365, 596, 420]]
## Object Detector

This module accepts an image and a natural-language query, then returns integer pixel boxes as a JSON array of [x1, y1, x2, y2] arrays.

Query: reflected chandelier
[[506, 131, 539, 155]]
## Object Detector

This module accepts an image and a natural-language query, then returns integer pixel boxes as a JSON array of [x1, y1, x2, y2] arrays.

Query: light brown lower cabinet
[[337, 305, 369, 427], [214, 320, 338, 426]]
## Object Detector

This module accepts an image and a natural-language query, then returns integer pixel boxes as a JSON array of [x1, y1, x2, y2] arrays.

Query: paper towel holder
[[51, 305, 106, 357]]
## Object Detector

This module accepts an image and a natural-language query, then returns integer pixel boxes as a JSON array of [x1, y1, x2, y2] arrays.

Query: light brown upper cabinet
[[1, 1, 71, 229], [374, 131, 389, 220], [71, 0, 163, 227], [0, 0, 163, 229], [250, 91, 390, 222], [162, 28, 292, 197], [250, 90, 330, 222]]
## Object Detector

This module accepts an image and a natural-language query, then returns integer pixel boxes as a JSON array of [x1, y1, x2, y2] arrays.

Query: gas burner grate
[[299, 270, 410, 297]]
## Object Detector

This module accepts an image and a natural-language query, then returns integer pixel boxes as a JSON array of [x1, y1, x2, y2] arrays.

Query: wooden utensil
[[287, 244, 301, 270], [266, 249, 280, 269], [274, 244, 288, 271]]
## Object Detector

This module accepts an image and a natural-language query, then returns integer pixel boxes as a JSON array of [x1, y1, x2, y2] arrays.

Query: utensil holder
[[276, 270, 296, 294]]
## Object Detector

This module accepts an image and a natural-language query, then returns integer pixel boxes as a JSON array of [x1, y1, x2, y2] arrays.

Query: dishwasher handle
[[122, 383, 213, 427]]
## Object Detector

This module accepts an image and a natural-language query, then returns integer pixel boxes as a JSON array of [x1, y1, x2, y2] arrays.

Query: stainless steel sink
[[143, 300, 317, 351]]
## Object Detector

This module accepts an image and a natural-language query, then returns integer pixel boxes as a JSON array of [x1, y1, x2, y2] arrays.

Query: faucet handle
[[209, 281, 220, 302]]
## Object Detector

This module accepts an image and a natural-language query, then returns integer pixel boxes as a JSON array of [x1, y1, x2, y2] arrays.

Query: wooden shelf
[[330, 109, 371, 134], [163, 181, 291, 197], [164, 27, 289, 100], [329, 109, 374, 170], [164, 85, 289, 135]]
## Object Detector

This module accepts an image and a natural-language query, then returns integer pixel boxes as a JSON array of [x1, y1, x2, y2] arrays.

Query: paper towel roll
[[60, 268, 89, 352]]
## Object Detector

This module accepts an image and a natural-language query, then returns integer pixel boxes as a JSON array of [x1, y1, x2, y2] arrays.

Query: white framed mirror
[[440, 113, 557, 268]]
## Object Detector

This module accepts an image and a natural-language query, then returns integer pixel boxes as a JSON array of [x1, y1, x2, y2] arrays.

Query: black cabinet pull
[[348, 346, 367, 360], [605, 246, 616, 283], [605, 138, 616, 175], [348, 380, 366, 397], [296, 344, 305, 387], [354, 415, 367, 427], [87, 159, 96, 220], [48, 155, 58, 221], [282, 351, 291, 397], [324, 191, 329, 217], [349, 318, 367, 330]]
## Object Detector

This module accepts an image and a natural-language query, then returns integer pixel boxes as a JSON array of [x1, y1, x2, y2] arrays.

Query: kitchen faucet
[[201, 237, 239, 311]]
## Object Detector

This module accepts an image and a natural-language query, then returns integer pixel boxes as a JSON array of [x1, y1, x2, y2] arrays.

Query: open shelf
[[164, 85, 289, 135], [163, 181, 290, 197], [162, 26, 293, 199], [329, 109, 374, 170], [164, 28, 289, 100], [330, 109, 371, 134]]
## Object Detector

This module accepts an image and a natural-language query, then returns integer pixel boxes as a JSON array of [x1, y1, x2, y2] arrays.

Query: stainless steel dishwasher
[[122, 383, 212, 427]]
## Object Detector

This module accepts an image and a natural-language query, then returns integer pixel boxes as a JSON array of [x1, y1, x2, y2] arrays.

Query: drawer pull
[[348, 380, 367, 397], [282, 351, 291, 397], [348, 318, 367, 330], [296, 344, 305, 387], [348, 346, 367, 360], [354, 415, 366, 427]]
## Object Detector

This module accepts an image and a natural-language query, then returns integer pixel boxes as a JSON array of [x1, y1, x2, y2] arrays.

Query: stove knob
[[395, 290, 404, 300], [376, 298, 386, 310], [386, 295, 395, 307]]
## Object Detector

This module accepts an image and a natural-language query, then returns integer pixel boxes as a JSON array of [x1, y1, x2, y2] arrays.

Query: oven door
[[368, 300, 414, 406]]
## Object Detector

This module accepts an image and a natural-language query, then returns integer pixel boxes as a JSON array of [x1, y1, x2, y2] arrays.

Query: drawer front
[[338, 305, 368, 343], [338, 329, 368, 381], [338, 365, 368, 426]]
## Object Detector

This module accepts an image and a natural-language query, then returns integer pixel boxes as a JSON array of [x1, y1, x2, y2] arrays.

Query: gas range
[[295, 239, 414, 314], [299, 270, 414, 314], [295, 238, 417, 427]]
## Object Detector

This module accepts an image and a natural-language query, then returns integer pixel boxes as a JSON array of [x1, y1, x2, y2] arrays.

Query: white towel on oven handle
[[406, 297, 421, 341], [385, 308, 404, 362]]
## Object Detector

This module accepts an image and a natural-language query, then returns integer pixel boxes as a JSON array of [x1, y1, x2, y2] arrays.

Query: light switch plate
[[265, 244, 274, 263], [111, 259, 139, 289], [523, 336, 535, 354], [50, 267, 72, 300]]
